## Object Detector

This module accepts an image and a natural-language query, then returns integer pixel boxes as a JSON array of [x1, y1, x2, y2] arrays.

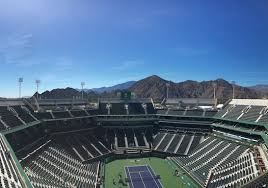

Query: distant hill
[[129, 75, 261, 101], [34, 75, 264, 102], [35, 87, 98, 100], [248, 85, 268, 98], [249, 85, 268, 94], [89, 81, 136, 93]]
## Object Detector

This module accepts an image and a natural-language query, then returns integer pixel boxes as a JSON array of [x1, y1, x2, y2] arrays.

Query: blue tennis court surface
[[125, 165, 163, 188]]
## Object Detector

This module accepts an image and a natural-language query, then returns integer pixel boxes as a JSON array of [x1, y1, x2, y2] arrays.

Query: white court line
[[147, 165, 165, 188], [126, 165, 163, 188], [138, 172, 147, 188], [145, 165, 162, 188], [130, 170, 147, 173], [126, 166, 135, 188], [124, 166, 129, 188]]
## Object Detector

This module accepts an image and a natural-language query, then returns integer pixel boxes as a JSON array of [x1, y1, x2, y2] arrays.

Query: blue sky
[[0, 0, 267, 97]]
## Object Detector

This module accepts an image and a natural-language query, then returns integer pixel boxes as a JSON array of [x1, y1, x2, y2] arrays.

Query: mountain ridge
[[86, 81, 136, 93], [35, 75, 266, 102]]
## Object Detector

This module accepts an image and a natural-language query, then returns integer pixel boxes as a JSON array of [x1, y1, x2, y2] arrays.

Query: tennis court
[[125, 165, 163, 188]]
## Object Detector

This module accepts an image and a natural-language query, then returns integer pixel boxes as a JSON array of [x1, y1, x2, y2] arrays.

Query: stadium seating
[[185, 109, 204, 117], [105, 128, 152, 150], [239, 106, 263, 122], [0, 120, 6, 130], [24, 143, 99, 188], [12, 106, 36, 124], [86, 109, 98, 115], [153, 133, 165, 148], [223, 105, 245, 120], [98, 101, 157, 115], [33, 112, 53, 120], [215, 104, 233, 118], [116, 129, 126, 147], [172, 135, 249, 186], [111, 103, 127, 115], [65, 134, 111, 161], [129, 103, 145, 114], [0, 98, 267, 188], [125, 129, 135, 147], [6, 127, 47, 153], [176, 135, 192, 154], [153, 132, 204, 155], [0, 106, 23, 128], [242, 171, 268, 188], [157, 109, 217, 118], [53, 111, 71, 119], [146, 103, 155, 114], [156, 109, 168, 115], [168, 110, 185, 116], [70, 110, 88, 117], [0, 137, 23, 188], [215, 100, 268, 125], [99, 103, 109, 115], [204, 110, 217, 117], [166, 134, 183, 153], [208, 147, 265, 188], [98, 103, 127, 115], [259, 115, 268, 124], [134, 129, 146, 147]]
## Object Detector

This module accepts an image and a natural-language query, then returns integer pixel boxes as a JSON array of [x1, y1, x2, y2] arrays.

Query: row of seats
[[0, 103, 153, 129], [216, 104, 268, 124], [11, 106, 36, 124], [153, 133, 203, 155], [0, 121, 7, 130], [24, 143, 99, 188], [65, 134, 111, 161], [70, 110, 88, 117], [0, 106, 23, 129], [208, 149, 261, 188], [157, 109, 217, 117], [53, 111, 70, 119], [242, 171, 268, 188], [34, 112, 53, 120], [100, 103, 126, 115], [0, 137, 23, 188], [213, 122, 267, 134], [33, 110, 91, 120], [172, 135, 249, 186]]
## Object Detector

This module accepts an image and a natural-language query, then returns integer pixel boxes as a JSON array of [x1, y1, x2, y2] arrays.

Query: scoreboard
[[119, 91, 132, 100]]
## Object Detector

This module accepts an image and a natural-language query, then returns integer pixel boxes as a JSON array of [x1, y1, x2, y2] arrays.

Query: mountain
[[249, 85, 268, 94], [35, 87, 98, 100], [129, 76, 261, 101], [34, 75, 264, 102], [129, 75, 169, 99], [89, 81, 136, 93]]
